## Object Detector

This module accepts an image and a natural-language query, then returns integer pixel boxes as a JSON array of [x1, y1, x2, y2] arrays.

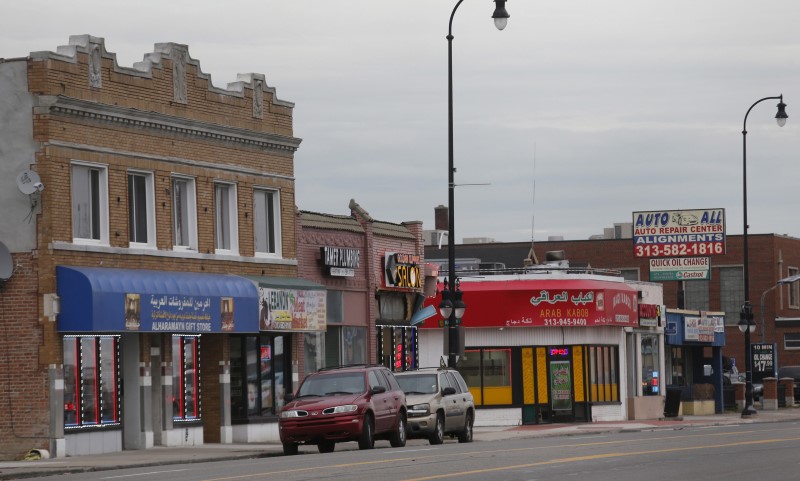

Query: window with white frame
[[784, 333, 800, 350], [788, 267, 800, 309], [172, 177, 197, 250], [253, 188, 281, 256], [71, 162, 109, 244], [214, 182, 239, 254], [127, 171, 156, 247]]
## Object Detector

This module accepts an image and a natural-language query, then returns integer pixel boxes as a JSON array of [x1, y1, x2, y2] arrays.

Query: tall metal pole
[[446, 0, 464, 369], [740, 94, 786, 417], [444, 0, 508, 368]]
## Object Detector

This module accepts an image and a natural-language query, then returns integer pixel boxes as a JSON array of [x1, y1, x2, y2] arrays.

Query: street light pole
[[443, 0, 509, 368], [759, 274, 800, 343], [740, 94, 788, 417]]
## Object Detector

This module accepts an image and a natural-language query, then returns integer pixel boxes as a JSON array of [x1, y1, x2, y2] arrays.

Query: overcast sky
[[3, 1, 800, 243]]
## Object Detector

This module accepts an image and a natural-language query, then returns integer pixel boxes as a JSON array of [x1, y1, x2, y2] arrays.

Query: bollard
[[761, 377, 778, 410]]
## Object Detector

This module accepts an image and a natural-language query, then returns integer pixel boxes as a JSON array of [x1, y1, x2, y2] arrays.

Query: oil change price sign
[[633, 208, 725, 258], [649, 257, 710, 281], [751, 343, 776, 383]]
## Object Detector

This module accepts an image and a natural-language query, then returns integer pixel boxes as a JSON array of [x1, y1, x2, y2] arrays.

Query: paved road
[[2, 408, 799, 480]]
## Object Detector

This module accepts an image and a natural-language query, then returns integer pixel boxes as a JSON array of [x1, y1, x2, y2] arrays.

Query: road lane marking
[[403, 436, 800, 481], [202, 428, 799, 481], [106, 469, 189, 478]]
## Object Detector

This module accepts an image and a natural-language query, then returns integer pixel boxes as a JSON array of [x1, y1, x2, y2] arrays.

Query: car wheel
[[318, 441, 335, 453], [390, 412, 407, 447], [429, 412, 445, 445], [358, 414, 374, 450], [283, 442, 299, 456], [457, 411, 473, 443]]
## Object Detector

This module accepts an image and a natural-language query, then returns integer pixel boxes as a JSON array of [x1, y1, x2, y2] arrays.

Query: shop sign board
[[321, 246, 360, 277], [633, 208, 725, 258], [684, 316, 715, 342], [638, 303, 660, 327], [421, 279, 639, 329], [751, 343, 777, 382], [384, 252, 422, 289], [649, 257, 710, 281], [258, 287, 326, 332]]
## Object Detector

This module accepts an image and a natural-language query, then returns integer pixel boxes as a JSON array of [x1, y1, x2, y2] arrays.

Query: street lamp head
[[453, 289, 466, 319], [776, 97, 788, 127], [739, 302, 755, 333], [439, 288, 453, 319], [492, 0, 510, 30]]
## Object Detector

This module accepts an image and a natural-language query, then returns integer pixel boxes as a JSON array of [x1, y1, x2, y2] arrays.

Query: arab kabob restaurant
[[418, 273, 646, 425]]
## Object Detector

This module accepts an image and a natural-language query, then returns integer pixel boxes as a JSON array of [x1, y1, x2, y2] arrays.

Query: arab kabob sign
[[422, 279, 639, 329]]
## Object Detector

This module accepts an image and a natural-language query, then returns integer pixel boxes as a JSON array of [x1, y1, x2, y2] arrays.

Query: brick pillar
[[780, 378, 795, 407], [734, 382, 746, 411], [761, 377, 777, 410]]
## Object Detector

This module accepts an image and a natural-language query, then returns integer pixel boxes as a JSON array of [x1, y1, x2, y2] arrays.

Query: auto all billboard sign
[[633, 208, 725, 282]]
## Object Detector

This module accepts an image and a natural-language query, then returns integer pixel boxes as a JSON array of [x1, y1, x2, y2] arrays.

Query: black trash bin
[[664, 386, 682, 418]]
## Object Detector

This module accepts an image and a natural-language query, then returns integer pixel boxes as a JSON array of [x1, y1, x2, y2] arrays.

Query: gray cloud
[[3, 0, 800, 241]]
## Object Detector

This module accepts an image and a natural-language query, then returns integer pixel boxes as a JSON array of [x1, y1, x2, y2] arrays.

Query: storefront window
[[304, 332, 324, 376], [641, 335, 660, 395], [320, 326, 367, 369], [588, 345, 619, 402], [63, 335, 120, 428], [377, 326, 417, 372], [230, 333, 291, 419], [669, 346, 686, 386], [172, 335, 200, 421], [459, 348, 512, 405]]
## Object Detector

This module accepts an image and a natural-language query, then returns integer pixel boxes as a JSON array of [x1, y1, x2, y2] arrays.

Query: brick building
[[425, 224, 800, 380], [296, 200, 427, 378], [0, 36, 303, 458]]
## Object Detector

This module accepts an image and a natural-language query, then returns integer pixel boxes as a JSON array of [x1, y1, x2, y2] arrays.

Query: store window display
[[230, 333, 290, 419]]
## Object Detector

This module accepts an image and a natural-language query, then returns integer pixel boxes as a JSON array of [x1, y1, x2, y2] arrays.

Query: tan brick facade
[[0, 35, 300, 459]]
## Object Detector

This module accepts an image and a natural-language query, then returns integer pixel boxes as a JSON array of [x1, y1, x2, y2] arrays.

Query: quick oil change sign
[[649, 257, 710, 281], [633, 208, 725, 258]]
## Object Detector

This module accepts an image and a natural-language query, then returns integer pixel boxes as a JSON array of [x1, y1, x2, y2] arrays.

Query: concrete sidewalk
[[2, 408, 799, 480]]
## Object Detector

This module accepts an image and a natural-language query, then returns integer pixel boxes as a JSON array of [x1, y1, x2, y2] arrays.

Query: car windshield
[[397, 374, 438, 394], [296, 372, 366, 396]]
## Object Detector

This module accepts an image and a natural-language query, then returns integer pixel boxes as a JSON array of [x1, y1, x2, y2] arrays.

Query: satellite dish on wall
[[16, 170, 43, 195], [0, 241, 13, 283]]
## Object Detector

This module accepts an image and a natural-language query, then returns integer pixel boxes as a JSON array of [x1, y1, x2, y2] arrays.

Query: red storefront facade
[[418, 273, 665, 424]]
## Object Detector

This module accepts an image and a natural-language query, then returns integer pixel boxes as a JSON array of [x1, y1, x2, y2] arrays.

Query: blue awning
[[57, 266, 259, 333]]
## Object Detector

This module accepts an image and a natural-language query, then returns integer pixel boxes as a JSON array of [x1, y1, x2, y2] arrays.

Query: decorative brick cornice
[[41, 96, 301, 154]]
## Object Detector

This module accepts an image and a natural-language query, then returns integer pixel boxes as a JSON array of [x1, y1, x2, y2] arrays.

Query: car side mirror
[[442, 387, 456, 396], [371, 385, 387, 395], [284, 393, 295, 402]]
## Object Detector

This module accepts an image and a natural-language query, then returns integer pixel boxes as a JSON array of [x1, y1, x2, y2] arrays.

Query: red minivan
[[279, 364, 407, 455]]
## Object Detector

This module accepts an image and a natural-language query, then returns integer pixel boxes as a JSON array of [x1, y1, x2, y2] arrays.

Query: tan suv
[[394, 368, 475, 444]]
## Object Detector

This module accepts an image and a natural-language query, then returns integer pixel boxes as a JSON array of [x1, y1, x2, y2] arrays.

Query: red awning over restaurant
[[421, 278, 639, 329]]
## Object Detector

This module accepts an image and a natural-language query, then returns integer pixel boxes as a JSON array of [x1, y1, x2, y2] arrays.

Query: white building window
[[71, 162, 109, 245], [172, 177, 198, 251], [253, 188, 281, 257], [127, 171, 156, 247], [784, 333, 800, 350], [214, 182, 239, 254]]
